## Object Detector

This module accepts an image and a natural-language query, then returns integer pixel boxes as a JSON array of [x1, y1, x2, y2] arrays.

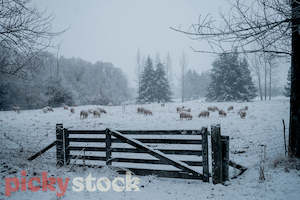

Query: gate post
[[201, 127, 209, 182], [211, 124, 222, 184], [105, 129, 112, 166], [221, 136, 229, 182], [56, 124, 64, 167], [63, 128, 70, 165]]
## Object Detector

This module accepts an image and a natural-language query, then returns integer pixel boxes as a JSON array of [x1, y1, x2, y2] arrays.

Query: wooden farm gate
[[55, 124, 210, 181]]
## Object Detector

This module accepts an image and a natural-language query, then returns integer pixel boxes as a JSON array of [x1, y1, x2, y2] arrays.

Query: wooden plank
[[64, 129, 70, 165], [69, 155, 106, 161], [116, 168, 203, 180], [108, 130, 202, 177], [119, 130, 201, 135], [68, 130, 106, 135], [67, 130, 201, 135], [28, 141, 57, 161], [221, 136, 229, 182], [112, 157, 203, 166], [68, 137, 202, 144], [105, 129, 112, 165], [201, 128, 209, 182], [68, 146, 106, 151], [211, 124, 222, 184], [68, 146, 202, 155]]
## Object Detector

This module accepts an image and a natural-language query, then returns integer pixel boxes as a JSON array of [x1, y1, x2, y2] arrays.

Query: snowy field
[[0, 97, 300, 200]]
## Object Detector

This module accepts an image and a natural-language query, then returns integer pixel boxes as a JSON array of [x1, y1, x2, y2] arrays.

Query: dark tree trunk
[[289, 1, 300, 158]]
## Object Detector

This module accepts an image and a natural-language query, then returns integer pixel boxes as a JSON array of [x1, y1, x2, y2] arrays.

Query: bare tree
[[250, 54, 264, 100], [171, 0, 300, 157], [0, 0, 61, 76], [180, 52, 188, 103]]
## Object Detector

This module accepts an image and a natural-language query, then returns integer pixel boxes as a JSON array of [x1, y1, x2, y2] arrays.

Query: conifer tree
[[154, 62, 172, 102], [206, 52, 257, 101]]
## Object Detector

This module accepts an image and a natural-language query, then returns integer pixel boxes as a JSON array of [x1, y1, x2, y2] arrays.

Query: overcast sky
[[32, 0, 230, 87]]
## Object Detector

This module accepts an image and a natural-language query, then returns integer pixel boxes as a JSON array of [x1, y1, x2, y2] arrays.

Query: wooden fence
[[28, 124, 245, 183], [56, 124, 210, 181]]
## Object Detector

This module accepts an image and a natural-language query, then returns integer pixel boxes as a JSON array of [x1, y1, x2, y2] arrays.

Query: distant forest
[[0, 49, 131, 110]]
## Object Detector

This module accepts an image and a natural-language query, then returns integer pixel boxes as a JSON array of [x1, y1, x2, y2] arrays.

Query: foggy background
[[32, 0, 232, 87]]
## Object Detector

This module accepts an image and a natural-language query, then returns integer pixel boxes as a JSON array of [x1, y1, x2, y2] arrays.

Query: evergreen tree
[[206, 52, 257, 102], [154, 62, 172, 102], [284, 67, 291, 97], [137, 57, 156, 103]]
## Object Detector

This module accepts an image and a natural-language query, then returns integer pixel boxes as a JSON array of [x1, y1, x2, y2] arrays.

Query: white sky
[[32, 0, 230, 87], [33, 0, 288, 88]]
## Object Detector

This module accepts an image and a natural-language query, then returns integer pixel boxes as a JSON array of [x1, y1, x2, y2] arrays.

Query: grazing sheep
[[97, 108, 107, 114], [80, 111, 88, 119], [137, 107, 145, 114], [227, 106, 234, 111], [198, 111, 210, 118], [12, 106, 20, 113], [70, 108, 75, 113], [63, 105, 68, 110], [93, 110, 101, 118], [239, 111, 247, 119], [180, 112, 193, 120], [43, 106, 54, 113], [143, 109, 153, 116], [182, 108, 191, 112], [218, 109, 227, 117], [208, 106, 219, 112], [176, 106, 185, 113]]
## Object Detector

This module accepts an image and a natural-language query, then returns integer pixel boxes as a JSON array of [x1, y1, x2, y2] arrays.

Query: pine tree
[[137, 57, 156, 103], [206, 52, 257, 102], [154, 62, 172, 102], [284, 67, 291, 97]]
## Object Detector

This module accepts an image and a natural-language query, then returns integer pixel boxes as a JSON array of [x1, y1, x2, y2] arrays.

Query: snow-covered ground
[[0, 97, 299, 200]]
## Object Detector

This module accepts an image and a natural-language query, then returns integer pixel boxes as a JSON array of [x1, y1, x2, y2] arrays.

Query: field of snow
[[0, 97, 300, 200]]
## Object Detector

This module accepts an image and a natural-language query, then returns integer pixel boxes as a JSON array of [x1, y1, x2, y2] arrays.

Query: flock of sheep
[[177, 105, 248, 120], [11, 103, 248, 121]]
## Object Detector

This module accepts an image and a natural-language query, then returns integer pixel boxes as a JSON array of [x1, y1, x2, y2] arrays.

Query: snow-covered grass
[[0, 97, 299, 200]]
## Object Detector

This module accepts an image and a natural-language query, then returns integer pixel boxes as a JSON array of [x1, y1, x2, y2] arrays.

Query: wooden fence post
[[105, 129, 112, 166], [56, 124, 64, 167], [202, 127, 209, 182], [63, 128, 70, 165], [221, 136, 229, 182], [211, 124, 222, 184]]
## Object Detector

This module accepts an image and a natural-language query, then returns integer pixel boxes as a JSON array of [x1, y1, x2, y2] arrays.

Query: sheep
[[176, 106, 185, 113], [137, 107, 145, 114], [93, 110, 101, 118], [239, 111, 247, 119], [12, 106, 20, 113], [182, 108, 191, 112], [227, 106, 234, 111], [97, 108, 107, 114], [180, 112, 193, 120], [43, 106, 54, 113], [198, 111, 210, 118], [80, 110, 88, 119], [70, 108, 75, 113], [143, 109, 153, 116], [218, 109, 227, 117], [208, 106, 219, 112]]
